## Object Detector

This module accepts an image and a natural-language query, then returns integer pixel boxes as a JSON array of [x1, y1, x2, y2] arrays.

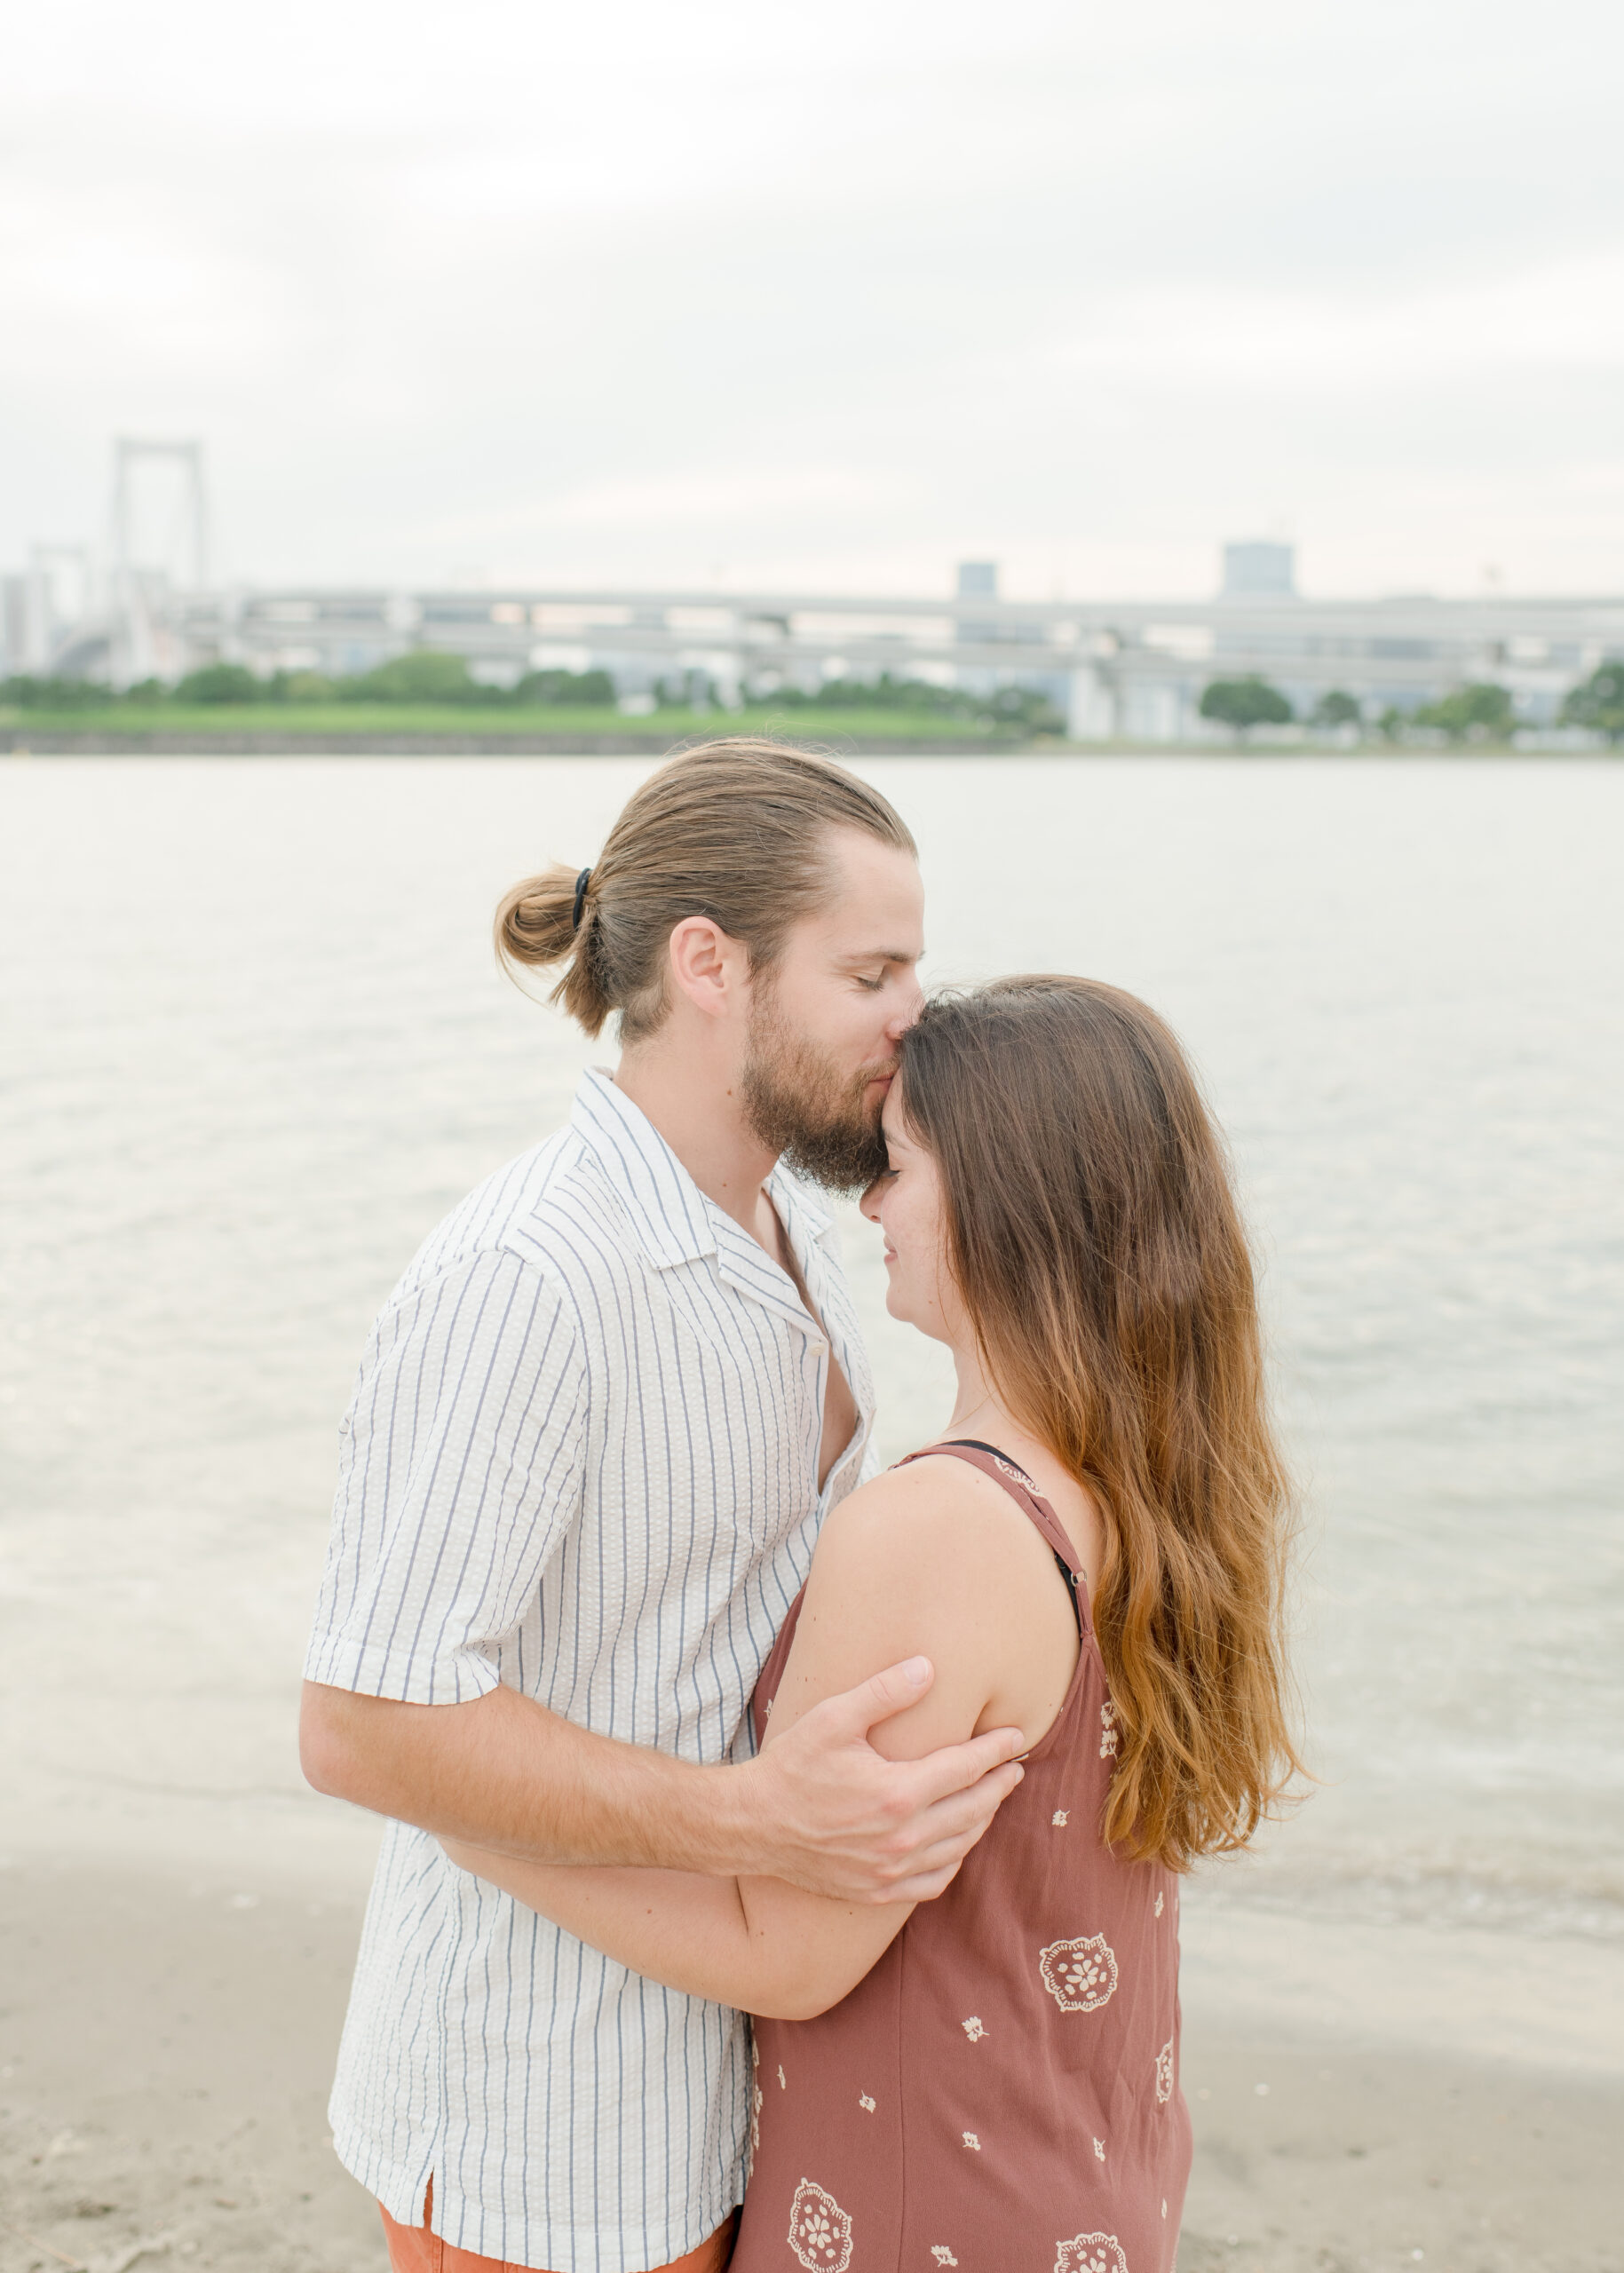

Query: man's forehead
[[801, 836, 923, 954], [823, 832, 923, 900]]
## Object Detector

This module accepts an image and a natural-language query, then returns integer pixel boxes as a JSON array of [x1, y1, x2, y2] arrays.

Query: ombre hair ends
[[897, 976, 1303, 1872]]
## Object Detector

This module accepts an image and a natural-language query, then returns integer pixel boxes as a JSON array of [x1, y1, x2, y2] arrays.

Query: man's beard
[[741, 992, 893, 1193]]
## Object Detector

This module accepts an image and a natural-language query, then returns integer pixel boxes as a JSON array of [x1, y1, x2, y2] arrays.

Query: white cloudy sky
[[4, 0, 1622, 598]]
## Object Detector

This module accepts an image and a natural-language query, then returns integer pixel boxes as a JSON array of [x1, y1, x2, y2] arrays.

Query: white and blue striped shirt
[[305, 1070, 875, 2272]]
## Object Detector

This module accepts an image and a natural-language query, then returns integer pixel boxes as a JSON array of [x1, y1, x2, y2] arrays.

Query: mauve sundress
[[730, 1441, 1192, 2273]]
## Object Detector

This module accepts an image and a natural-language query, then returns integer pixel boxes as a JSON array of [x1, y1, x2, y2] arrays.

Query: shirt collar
[[764, 1159, 835, 1251], [570, 1069, 718, 1271], [570, 1069, 838, 1275]]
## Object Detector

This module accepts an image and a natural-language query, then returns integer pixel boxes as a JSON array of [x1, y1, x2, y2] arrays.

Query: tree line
[[0, 654, 1064, 733], [0, 653, 617, 709], [1198, 661, 1624, 744], [7, 653, 1620, 741]]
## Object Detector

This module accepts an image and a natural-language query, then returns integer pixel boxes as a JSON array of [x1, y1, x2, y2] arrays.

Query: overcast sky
[[4, 0, 1622, 598]]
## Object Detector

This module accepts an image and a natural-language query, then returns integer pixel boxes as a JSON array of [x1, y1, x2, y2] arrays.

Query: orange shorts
[[379, 2179, 737, 2273]]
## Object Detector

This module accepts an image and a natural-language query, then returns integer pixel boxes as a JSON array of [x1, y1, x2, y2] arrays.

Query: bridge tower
[[106, 438, 210, 685], [113, 436, 210, 590]]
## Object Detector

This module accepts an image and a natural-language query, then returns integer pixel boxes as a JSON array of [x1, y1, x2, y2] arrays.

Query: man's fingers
[[870, 1794, 1026, 1905], [811, 1667, 1026, 1783], [901, 1768, 1026, 1867], [881, 1865, 962, 1905], [850, 1760, 1026, 1905], [898, 1728, 1027, 1808], [772, 1668, 1026, 1905], [828, 1656, 937, 1735]]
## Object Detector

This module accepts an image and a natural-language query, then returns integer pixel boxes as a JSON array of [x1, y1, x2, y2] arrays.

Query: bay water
[[2, 754, 1620, 1980]]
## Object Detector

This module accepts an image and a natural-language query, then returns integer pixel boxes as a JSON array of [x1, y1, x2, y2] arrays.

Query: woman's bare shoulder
[[786, 1449, 1078, 1760], [768, 1456, 1046, 1758], [811, 1449, 1056, 1586]]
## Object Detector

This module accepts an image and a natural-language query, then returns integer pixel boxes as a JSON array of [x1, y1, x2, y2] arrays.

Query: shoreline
[[2, 1852, 1620, 2273], [1, 732, 1605, 760], [0, 728, 1030, 758]]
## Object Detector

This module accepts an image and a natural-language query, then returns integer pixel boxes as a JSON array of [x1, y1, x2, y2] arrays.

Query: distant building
[[9, 510, 1621, 739], [1221, 541, 1296, 600], [950, 559, 1067, 716], [955, 559, 998, 659]]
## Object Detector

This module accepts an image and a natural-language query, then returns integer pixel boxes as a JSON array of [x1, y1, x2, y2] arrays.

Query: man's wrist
[[680, 1754, 772, 1879]]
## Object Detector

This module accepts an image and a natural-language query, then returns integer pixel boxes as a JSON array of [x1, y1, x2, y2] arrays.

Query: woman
[[448, 975, 1299, 2273]]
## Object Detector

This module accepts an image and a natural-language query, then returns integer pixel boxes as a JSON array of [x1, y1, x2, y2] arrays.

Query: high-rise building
[[1221, 541, 1296, 599]]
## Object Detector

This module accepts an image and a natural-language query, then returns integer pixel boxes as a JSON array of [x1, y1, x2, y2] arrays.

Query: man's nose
[[885, 982, 925, 1039]]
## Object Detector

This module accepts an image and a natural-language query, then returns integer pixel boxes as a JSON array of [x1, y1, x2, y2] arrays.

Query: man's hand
[[734, 1657, 1026, 1904], [299, 1662, 1022, 1899]]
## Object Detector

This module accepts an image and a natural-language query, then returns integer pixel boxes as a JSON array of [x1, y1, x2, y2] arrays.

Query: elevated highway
[[167, 583, 1624, 734], [13, 575, 1623, 736]]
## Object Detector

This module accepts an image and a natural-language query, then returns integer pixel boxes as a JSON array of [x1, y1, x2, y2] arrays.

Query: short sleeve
[[304, 1247, 588, 1704]]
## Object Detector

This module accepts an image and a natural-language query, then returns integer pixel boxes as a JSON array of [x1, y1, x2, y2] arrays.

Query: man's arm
[[302, 1248, 1022, 1902], [299, 1656, 1025, 1905], [434, 1455, 1062, 2011]]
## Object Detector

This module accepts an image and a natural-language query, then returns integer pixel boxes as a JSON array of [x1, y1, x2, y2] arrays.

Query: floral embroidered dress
[[731, 1442, 1192, 2273]]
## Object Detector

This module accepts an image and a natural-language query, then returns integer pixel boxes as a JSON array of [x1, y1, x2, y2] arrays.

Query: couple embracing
[[301, 741, 1296, 2273]]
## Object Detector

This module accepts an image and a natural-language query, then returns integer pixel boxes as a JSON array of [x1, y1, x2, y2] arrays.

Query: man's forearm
[[302, 1662, 1026, 1905], [300, 1680, 764, 1874]]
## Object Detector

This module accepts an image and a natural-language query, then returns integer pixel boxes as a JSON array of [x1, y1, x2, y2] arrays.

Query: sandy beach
[[3, 1849, 1620, 2273]]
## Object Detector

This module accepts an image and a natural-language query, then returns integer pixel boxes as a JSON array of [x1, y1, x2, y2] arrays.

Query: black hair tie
[[571, 867, 592, 934]]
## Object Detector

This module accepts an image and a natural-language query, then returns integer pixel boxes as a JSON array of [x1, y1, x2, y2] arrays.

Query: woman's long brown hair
[[897, 976, 1302, 1871]]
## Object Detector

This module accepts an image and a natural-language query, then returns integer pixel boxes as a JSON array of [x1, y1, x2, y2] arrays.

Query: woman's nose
[[859, 1178, 885, 1223]]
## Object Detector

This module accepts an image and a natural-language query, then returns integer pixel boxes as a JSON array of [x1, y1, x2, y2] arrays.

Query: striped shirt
[[305, 1070, 875, 2273]]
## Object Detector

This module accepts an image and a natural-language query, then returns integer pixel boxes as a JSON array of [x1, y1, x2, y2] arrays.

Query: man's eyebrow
[[836, 945, 924, 966]]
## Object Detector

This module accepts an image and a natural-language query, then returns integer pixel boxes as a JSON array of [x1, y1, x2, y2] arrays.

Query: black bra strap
[[946, 1436, 1034, 1479], [940, 1440, 1084, 1638]]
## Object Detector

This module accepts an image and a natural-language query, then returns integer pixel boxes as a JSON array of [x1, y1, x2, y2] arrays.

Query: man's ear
[[666, 916, 749, 1022]]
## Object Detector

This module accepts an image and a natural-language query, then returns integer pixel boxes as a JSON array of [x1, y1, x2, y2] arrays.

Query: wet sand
[[2, 1857, 1619, 2273]]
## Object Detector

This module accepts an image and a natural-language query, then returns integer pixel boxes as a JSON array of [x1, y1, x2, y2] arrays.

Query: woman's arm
[[439, 1846, 860, 2020], [443, 1456, 1061, 2018]]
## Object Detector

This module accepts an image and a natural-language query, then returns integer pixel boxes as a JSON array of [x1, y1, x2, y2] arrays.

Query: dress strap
[[895, 1439, 1087, 1635]]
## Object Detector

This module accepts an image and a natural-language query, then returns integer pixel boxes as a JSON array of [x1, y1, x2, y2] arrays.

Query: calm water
[[2, 755, 1620, 1942]]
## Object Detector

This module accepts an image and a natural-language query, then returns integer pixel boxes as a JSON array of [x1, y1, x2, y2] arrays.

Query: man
[[300, 741, 1025, 2273]]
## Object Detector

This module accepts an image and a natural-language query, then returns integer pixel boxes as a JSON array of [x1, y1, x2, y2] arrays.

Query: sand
[[0, 1859, 379, 2273], [2, 1854, 1620, 2273]]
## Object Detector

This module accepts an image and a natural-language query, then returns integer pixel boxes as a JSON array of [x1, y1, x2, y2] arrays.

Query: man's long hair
[[495, 738, 915, 1040]]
